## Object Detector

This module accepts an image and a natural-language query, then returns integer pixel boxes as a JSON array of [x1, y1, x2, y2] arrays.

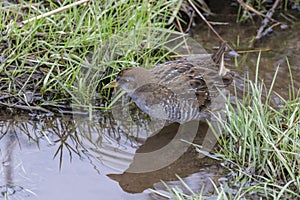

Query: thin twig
[[21, 0, 90, 26], [176, 18, 191, 55], [188, 0, 225, 42], [236, 47, 271, 54], [237, 0, 278, 22], [0, 102, 53, 114], [188, 0, 235, 52], [256, 0, 281, 39]]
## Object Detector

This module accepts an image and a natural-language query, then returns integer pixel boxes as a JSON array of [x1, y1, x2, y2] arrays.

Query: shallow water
[[0, 112, 225, 200], [1, 13, 300, 200], [191, 20, 300, 99]]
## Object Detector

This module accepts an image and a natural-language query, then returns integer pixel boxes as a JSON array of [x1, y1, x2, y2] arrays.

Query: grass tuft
[[0, 0, 184, 114], [213, 56, 300, 198]]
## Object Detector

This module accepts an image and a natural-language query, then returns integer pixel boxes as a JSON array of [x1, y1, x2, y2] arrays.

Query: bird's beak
[[103, 80, 118, 89]]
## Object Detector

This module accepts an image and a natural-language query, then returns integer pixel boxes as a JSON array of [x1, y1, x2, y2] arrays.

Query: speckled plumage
[[114, 45, 234, 123]]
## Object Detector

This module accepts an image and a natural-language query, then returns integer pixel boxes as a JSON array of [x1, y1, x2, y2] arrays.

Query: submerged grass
[[160, 56, 300, 199]]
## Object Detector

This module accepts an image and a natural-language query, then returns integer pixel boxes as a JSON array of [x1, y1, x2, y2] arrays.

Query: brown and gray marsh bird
[[106, 43, 234, 123]]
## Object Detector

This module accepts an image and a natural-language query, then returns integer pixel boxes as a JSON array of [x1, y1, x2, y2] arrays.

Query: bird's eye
[[119, 77, 137, 91], [119, 78, 130, 84], [122, 76, 135, 83]]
